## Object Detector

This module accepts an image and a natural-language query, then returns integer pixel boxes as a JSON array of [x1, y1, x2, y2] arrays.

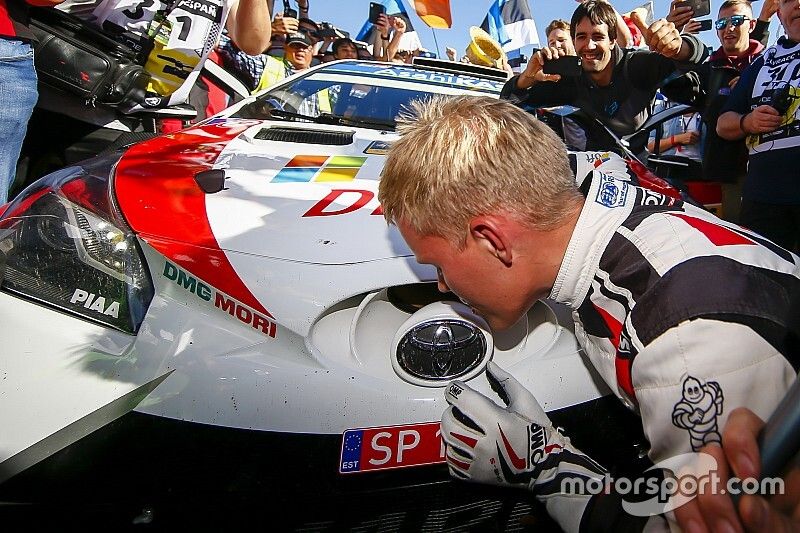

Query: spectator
[[220, 8, 312, 92], [718, 0, 800, 251], [85, 0, 272, 109], [1, 0, 65, 205], [253, 31, 313, 93], [545, 19, 573, 53], [668, 0, 777, 46], [378, 93, 799, 533], [297, 17, 324, 65], [575, 0, 633, 48], [647, 111, 703, 168], [372, 14, 405, 63], [672, 0, 766, 223], [355, 41, 374, 61], [332, 37, 358, 60], [501, 1, 707, 153]]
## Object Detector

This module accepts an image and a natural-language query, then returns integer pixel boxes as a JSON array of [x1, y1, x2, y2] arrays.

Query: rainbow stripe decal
[[272, 155, 368, 183]]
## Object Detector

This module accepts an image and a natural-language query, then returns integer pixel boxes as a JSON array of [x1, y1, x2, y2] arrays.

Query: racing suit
[[446, 170, 800, 532], [558, 173, 798, 529]]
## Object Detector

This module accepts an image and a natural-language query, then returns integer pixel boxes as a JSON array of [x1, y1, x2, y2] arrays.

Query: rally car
[[0, 60, 658, 528]]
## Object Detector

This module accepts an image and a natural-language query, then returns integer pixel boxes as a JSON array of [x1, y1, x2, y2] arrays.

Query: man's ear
[[469, 215, 513, 266]]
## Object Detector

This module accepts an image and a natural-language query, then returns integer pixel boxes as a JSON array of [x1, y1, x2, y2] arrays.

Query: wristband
[[740, 113, 750, 135]]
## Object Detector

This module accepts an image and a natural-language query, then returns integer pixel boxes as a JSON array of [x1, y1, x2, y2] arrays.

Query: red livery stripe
[[114, 121, 273, 318], [669, 213, 755, 247]]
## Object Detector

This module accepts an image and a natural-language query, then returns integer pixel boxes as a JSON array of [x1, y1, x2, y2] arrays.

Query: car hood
[[114, 118, 411, 265]]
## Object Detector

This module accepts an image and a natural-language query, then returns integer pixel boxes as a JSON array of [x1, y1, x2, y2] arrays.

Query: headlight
[[391, 302, 493, 387], [0, 160, 153, 333]]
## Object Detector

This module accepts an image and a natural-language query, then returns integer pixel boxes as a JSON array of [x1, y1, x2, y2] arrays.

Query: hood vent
[[255, 127, 354, 146]]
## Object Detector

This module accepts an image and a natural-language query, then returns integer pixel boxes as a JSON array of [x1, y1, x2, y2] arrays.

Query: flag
[[356, 0, 422, 51], [480, 0, 540, 53], [412, 0, 451, 29]]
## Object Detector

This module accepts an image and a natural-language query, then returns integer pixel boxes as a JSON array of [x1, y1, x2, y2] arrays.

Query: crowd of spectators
[[1, 0, 798, 530]]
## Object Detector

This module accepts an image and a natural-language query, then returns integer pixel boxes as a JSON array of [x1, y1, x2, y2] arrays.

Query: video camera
[[769, 83, 797, 116]]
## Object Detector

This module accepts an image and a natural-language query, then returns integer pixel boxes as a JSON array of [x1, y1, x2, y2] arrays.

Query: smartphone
[[542, 56, 582, 77], [696, 18, 712, 31], [676, 0, 710, 18], [369, 2, 386, 24], [284, 7, 298, 19]]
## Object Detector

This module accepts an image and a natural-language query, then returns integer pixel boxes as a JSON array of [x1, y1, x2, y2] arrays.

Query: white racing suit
[[445, 167, 800, 532], [557, 171, 797, 530]]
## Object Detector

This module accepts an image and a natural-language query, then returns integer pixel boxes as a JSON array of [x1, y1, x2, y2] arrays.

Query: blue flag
[[480, 0, 540, 52]]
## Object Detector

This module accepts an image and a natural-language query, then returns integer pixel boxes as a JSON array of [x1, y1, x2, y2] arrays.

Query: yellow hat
[[465, 26, 506, 68]]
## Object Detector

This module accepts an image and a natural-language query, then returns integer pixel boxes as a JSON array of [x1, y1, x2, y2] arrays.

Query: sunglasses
[[715, 15, 750, 30]]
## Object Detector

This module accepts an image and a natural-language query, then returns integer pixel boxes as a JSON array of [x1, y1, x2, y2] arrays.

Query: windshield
[[234, 62, 504, 131]]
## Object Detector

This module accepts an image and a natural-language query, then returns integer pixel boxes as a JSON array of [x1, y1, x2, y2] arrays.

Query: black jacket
[[500, 35, 708, 140]]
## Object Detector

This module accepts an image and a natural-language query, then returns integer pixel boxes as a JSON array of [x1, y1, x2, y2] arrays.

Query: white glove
[[441, 362, 607, 531]]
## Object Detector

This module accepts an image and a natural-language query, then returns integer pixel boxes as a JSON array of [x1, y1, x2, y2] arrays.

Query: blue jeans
[[0, 38, 37, 205]]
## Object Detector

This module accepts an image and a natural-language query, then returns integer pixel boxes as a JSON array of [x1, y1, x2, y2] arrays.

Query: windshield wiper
[[267, 109, 394, 130]]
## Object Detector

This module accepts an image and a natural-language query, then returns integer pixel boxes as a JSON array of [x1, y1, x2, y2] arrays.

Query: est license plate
[[339, 421, 445, 474]]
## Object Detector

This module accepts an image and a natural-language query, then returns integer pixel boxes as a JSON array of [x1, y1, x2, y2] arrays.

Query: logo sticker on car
[[272, 155, 367, 183], [363, 140, 392, 155], [340, 422, 445, 474], [163, 261, 276, 338]]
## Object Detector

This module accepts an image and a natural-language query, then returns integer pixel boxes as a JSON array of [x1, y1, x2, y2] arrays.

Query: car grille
[[255, 127, 354, 146]]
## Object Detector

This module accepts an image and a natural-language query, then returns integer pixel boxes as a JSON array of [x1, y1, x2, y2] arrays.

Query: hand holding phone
[[369, 2, 386, 24], [696, 19, 712, 31], [676, 0, 710, 18], [542, 55, 582, 77], [518, 47, 575, 89]]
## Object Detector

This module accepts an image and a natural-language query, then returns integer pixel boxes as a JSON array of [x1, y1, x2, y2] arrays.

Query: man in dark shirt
[[500, 1, 706, 152]]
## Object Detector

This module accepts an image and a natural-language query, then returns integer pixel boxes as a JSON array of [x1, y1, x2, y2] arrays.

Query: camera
[[769, 83, 795, 116], [318, 22, 348, 39]]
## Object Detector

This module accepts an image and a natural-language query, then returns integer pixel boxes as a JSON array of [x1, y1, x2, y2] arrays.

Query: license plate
[[339, 421, 445, 474]]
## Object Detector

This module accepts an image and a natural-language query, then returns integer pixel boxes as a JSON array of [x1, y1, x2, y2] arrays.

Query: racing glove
[[441, 361, 608, 532]]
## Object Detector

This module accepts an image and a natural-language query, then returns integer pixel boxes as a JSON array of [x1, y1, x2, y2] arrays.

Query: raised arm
[[227, 0, 275, 55]]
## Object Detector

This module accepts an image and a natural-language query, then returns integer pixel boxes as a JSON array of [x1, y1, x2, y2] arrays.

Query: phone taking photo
[[369, 2, 386, 24], [542, 56, 582, 77], [676, 0, 710, 18], [696, 18, 712, 32]]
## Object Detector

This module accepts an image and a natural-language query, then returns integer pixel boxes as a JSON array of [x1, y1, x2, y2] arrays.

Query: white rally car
[[0, 60, 655, 528]]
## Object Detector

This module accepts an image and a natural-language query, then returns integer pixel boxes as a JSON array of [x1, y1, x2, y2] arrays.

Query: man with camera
[[501, 1, 707, 151], [718, 0, 800, 251]]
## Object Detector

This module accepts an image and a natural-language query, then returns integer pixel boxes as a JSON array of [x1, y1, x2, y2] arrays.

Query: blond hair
[[379, 96, 582, 245]]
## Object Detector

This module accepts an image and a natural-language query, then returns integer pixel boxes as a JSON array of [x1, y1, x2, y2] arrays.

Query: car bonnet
[[113, 118, 411, 265]]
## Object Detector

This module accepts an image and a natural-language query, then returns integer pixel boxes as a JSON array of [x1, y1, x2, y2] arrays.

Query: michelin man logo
[[671, 376, 724, 451]]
